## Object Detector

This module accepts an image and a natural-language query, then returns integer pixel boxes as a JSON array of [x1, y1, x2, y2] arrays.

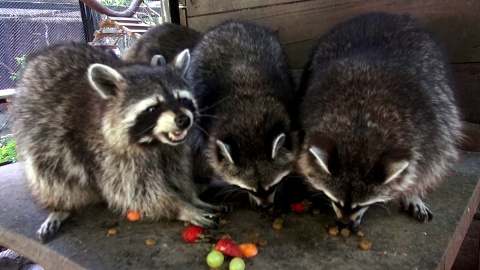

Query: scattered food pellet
[[272, 218, 284, 230], [238, 243, 258, 258], [219, 218, 230, 226], [340, 228, 350, 237], [145, 238, 156, 246], [312, 209, 321, 215], [107, 228, 118, 235], [359, 240, 372, 250], [126, 210, 142, 221], [356, 231, 365, 237], [183, 221, 191, 227], [258, 239, 268, 247], [328, 227, 339, 236]]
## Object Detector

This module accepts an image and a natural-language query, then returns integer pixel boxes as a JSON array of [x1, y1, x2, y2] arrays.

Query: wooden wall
[[182, 0, 480, 149]]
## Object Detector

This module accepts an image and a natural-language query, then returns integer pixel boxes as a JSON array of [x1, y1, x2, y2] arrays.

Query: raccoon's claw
[[403, 196, 433, 222], [36, 211, 70, 243], [179, 205, 221, 229]]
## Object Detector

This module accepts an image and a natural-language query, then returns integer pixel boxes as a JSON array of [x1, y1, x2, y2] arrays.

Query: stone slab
[[0, 152, 479, 270]]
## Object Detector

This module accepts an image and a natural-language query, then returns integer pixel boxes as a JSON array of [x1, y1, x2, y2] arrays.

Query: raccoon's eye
[[147, 105, 159, 113], [178, 98, 191, 106]]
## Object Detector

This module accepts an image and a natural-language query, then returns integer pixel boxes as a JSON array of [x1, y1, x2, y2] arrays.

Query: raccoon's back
[[301, 12, 462, 184], [188, 20, 294, 100], [13, 43, 123, 163], [123, 23, 202, 63]]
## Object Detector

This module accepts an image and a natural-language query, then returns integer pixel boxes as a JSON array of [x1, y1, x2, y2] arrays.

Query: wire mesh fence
[[0, 0, 164, 137]]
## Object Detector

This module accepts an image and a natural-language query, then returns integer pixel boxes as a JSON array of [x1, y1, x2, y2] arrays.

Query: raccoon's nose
[[175, 114, 191, 129]]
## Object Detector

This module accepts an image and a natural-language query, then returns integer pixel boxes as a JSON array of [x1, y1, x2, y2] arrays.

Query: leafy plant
[[0, 137, 17, 164], [9, 54, 27, 82]]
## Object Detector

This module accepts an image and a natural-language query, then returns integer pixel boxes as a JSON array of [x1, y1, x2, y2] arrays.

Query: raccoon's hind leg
[[37, 211, 71, 242], [402, 195, 433, 222]]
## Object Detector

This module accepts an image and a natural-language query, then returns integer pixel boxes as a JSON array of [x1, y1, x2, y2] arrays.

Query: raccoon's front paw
[[403, 196, 433, 222], [179, 206, 221, 229], [36, 211, 71, 242]]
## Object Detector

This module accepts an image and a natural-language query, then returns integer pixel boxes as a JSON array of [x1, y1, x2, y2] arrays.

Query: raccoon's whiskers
[[192, 122, 211, 137], [133, 123, 156, 136], [197, 96, 230, 113], [372, 202, 391, 215], [215, 186, 248, 204], [197, 114, 220, 119]]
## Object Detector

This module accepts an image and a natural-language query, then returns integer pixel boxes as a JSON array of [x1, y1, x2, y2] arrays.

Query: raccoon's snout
[[332, 202, 369, 231], [175, 114, 191, 129]]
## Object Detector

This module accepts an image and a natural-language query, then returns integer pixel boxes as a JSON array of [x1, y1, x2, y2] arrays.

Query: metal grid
[[0, 1, 87, 91]]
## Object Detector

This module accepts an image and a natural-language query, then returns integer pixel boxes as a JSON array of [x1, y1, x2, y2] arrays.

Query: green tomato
[[229, 257, 246, 270], [206, 250, 224, 268]]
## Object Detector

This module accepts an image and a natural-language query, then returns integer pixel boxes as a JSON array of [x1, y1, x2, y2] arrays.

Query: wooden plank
[[186, 0, 480, 65], [452, 204, 480, 270], [107, 17, 142, 23], [452, 63, 480, 124], [1, 152, 480, 269], [186, 0, 299, 17], [114, 22, 151, 28]]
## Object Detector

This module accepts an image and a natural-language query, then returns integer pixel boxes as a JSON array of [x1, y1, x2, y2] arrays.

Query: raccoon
[[297, 12, 462, 230], [123, 23, 202, 65], [187, 20, 297, 208], [13, 42, 221, 242]]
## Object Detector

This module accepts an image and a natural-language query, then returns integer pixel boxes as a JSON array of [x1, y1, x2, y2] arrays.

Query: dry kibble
[[312, 209, 321, 215], [356, 231, 365, 237], [107, 228, 118, 235], [328, 227, 339, 236], [258, 239, 268, 247], [359, 240, 372, 250], [272, 218, 284, 230], [145, 238, 156, 246], [272, 222, 283, 230], [219, 219, 230, 226], [340, 228, 350, 237]]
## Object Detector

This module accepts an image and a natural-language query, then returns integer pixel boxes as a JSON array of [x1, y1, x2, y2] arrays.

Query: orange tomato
[[126, 210, 142, 221], [238, 243, 258, 258]]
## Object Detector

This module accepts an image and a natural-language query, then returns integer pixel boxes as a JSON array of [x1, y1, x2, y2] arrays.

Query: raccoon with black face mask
[[187, 20, 297, 208], [123, 23, 202, 65], [13, 42, 221, 242], [298, 12, 462, 230]]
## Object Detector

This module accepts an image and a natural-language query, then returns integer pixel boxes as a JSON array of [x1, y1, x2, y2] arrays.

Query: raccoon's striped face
[[299, 132, 410, 229], [127, 89, 197, 145], [211, 130, 295, 209]]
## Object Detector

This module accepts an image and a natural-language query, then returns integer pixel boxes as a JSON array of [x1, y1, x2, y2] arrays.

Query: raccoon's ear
[[216, 139, 234, 164], [309, 146, 331, 175], [172, 49, 190, 77], [379, 149, 411, 185], [307, 132, 338, 175], [88, 64, 125, 99], [272, 133, 286, 159], [151, 54, 167, 67]]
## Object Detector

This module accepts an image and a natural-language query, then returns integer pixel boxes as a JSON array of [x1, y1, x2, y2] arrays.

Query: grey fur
[[13, 42, 220, 242], [187, 20, 297, 208], [123, 23, 202, 64], [297, 12, 462, 229]]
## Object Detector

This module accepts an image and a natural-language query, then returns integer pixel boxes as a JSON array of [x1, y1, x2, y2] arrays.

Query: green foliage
[[0, 137, 17, 164], [9, 54, 27, 82]]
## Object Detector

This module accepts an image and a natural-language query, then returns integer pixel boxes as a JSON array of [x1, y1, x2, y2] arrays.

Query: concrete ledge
[[0, 152, 479, 270]]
